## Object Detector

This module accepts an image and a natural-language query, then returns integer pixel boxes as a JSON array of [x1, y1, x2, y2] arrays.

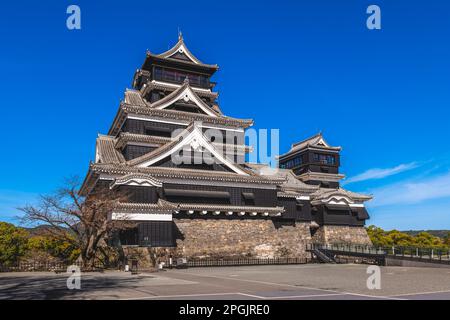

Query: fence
[[308, 243, 450, 265], [0, 261, 107, 273], [179, 257, 309, 268], [307, 243, 386, 255], [383, 246, 450, 262]]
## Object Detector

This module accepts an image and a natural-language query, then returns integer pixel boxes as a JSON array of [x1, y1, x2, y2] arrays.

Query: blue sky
[[1, 0, 449, 230]]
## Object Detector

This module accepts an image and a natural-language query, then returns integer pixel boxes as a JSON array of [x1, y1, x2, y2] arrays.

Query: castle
[[80, 34, 372, 263]]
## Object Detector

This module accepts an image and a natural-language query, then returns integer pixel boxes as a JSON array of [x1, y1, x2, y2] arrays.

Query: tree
[[28, 234, 80, 264], [366, 225, 450, 249], [443, 232, 450, 246], [19, 177, 133, 269], [0, 222, 29, 265]]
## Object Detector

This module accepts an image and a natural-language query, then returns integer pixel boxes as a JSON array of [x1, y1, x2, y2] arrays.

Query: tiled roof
[[312, 187, 372, 202], [279, 133, 341, 158], [148, 33, 219, 70], [126, 123, 253, 175], [115, 199, 283, 216], [115, 132, 171, 149], [245, 163, 318, 193], [90, 163, 285, 185], [120, 103, 253, 128], [141, 81, 218, 99], [124, 89, 147, 107], [115, 131, 250, 153], [150, 79, 221, 116], [96, 135, 125, 164]]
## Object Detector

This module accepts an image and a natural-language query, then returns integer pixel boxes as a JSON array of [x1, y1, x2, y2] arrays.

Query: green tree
[[28, 234, 80, 263], [0, 222, 29, 265], [366, 226, 449, 249], [366, 225, 392, 246], [443, 232, 450, 246]]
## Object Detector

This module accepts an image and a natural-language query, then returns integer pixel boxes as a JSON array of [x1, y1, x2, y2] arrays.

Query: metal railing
[[308, 243, 450, 264], [307, 243, 385, 255], [382, 246, 450, 262]]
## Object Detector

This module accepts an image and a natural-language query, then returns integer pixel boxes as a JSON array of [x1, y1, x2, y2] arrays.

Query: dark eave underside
[[143, 54, 218, 74]]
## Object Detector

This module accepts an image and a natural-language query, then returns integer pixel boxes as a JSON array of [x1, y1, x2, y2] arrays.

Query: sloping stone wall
[[173, 218, 312, 259], [121, 221, 372, 267], [312, 225, 372, 245]]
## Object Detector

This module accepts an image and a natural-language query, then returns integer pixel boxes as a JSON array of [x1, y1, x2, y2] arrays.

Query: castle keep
[[80, 34, 372, 261]]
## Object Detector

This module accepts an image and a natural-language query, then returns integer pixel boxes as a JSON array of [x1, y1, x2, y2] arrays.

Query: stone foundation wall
[[121, 221, 372, 267], [173, 218, 312, 259], [122, 246, 176, 269], [312, 225, 372, 245]]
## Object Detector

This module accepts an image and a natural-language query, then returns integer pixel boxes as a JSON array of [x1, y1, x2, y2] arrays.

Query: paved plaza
[[1, 264, 450, 300]]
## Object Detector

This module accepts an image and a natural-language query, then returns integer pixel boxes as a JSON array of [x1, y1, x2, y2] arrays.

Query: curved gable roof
[[127, 122, 250, 175], [154, 33, 218, 69], [150, 79, 221, 116]]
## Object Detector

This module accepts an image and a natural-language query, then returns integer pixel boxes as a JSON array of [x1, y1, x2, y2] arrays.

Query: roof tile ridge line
[[115, 172, 162, 182], [159, 198, 284, 210], [118, 131, 249, 151], [142, 80, 219, 97], [126, 122, 197, 166], [188, 123, 256, 176], [291, 132, 322, 149], [149, 80, 221, 116], [90, 164, 286, 183], [97, 133, 115, 139], [153, 35, 206, 65], [126, 121, 254, 176], [122, 102, 254, 124], [125, 88, 150, 106], [338, 187, 373, 200]]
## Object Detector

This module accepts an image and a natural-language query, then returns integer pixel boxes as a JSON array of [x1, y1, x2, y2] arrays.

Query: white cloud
[[342, 162, 418, 185], [369, 171, 450, 207]]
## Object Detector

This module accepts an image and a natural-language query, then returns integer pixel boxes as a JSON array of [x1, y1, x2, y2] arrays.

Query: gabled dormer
[[150, 79, 221, 116], [127, 122, 250, 175]]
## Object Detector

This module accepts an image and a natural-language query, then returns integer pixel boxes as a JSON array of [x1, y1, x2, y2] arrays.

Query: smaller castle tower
[[278, 133, 344, 188]]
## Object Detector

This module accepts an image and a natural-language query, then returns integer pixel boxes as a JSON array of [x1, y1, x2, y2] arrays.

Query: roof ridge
[[149, 81, 221, 117], [125, 122, 254, 176], [292, 132, 322, 148]]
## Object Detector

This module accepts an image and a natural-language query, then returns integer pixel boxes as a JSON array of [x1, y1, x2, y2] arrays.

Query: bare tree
[[19, 177, 134, 269]]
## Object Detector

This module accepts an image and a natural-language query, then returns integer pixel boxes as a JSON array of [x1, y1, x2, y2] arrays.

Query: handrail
[[307, 243, 450, 261]]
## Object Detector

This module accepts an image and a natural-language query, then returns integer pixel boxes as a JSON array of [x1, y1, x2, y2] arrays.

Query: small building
[[80, 34, 372, 262]]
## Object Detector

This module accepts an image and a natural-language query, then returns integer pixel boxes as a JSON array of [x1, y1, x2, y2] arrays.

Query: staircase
[[311, 248, 336, 263]]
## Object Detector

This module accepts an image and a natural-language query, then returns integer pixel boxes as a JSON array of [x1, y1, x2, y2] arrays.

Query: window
[[138, 222, 175, 247], [313, 153, 335, 165], [282, 156, 302, 169], [153, 67, 209, 88]]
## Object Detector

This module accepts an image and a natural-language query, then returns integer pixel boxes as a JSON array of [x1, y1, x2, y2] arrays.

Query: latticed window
[[138, 222, 175, 247], [313, 153, 335, 165]]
